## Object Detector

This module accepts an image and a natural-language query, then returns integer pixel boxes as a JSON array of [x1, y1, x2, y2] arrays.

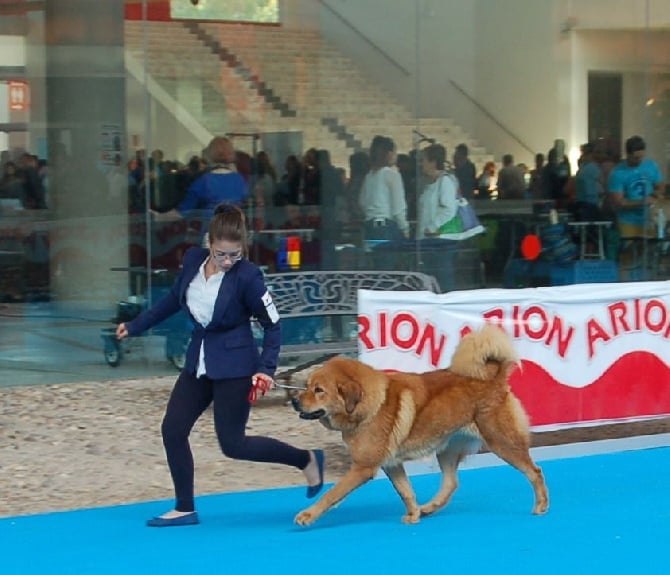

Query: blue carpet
[[2, 448, 669, 575]]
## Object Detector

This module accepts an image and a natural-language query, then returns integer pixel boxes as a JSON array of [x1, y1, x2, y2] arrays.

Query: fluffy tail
[[450, 324, 520, 381]]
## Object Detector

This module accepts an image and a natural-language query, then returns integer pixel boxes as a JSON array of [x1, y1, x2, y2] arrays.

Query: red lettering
[[358, 316, 373, 349], [512, 304, 521, 338], [379, 311, 388, 347], [460, 325, 473, 338], [634, 298, 642, 331], [645, 299, 667, 333], [608, 302, 630, 335], [545, 316, 575, 358], [587, 318, 611, 358], [416, 324, 447, 367], [357, 311, 448, 366], [391, 313, 419, 350], [522, 305, 548, 340], [483, 309, 504, 324]]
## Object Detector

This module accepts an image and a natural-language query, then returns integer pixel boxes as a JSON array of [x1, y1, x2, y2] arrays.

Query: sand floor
[[1, 375, 669, 518]]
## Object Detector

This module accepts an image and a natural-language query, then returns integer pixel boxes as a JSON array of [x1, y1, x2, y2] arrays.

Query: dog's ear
[[337, 378, 362, 414]]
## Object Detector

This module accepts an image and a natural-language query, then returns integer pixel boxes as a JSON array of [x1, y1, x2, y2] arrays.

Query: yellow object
[[288, 250, 301, 269]]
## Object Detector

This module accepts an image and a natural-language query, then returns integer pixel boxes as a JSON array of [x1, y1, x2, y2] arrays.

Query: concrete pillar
[[45, 0, 129, 307]]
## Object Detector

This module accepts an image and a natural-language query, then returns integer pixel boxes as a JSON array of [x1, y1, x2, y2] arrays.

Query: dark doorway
[[588, 73, 622, 159]]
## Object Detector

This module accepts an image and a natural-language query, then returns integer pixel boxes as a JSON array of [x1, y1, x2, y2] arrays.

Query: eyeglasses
[[213, 250, 242, 262]]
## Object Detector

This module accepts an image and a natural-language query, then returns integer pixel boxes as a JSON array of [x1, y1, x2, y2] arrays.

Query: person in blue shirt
[[116, 204, 324, 527], [154, 137, 248, 223], [574, 142, 604, 221], [608, 135, 664, 237]]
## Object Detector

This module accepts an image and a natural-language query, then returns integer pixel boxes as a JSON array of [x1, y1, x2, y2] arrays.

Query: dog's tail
[[450, 324, 520, 381]]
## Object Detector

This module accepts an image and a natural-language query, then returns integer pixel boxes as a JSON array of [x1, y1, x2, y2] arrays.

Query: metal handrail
[[448, 79, 536, 157]]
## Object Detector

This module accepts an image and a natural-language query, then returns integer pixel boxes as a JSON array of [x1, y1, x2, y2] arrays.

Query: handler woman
[[116, 203, 324, 527]]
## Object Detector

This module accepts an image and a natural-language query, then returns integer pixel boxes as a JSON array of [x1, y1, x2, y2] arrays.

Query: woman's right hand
[[116, 323, 129, 340]]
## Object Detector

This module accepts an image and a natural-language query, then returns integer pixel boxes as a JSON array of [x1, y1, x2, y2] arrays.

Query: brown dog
[[292, 324, 549, 526]]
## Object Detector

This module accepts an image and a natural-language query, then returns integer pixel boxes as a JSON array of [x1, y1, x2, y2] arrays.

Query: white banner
[[358, 282, 670, 427]]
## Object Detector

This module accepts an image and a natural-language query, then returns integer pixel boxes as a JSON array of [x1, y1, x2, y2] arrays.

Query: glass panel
[[0, 0, 668, 395], [170, 0, 280, 24]]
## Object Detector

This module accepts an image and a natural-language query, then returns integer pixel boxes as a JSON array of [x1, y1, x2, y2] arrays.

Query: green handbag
[[439, 214, 463, 234], [436, 173, 464, 234]]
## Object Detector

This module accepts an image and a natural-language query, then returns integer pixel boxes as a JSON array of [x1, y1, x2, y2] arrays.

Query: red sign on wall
[[9, 81, 29, 111]]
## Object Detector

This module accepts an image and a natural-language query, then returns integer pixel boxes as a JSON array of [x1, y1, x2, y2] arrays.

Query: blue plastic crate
[[550, 260, 618, 285]]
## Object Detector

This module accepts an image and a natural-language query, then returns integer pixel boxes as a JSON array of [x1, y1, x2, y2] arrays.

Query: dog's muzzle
[[291, 397, 326, 420], [298, 409, 326, 420]]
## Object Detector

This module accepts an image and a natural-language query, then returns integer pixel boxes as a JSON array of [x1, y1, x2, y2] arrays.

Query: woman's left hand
[[248, 373, 275, 404]]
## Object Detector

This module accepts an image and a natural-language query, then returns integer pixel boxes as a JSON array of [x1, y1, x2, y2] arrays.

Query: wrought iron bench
[[261, 270, 441, 379]]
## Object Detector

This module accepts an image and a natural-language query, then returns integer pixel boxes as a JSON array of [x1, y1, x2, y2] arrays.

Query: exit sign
[[8, 81, 29, 111]]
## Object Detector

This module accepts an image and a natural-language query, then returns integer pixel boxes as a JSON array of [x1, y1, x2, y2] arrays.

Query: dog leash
[[249, 353, 339, 401], [273, 381, 307, 391], [272, 352, 340, 390]]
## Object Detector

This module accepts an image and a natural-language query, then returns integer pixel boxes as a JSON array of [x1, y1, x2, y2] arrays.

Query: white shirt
[[186, 259, 224, 377], [358, 166, 409, 234], [416, 173, 458, 239]]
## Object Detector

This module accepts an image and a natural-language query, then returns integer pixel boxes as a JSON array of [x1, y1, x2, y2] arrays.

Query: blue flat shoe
[[306, 449, 325, 499], [146, 512, 200, 527]]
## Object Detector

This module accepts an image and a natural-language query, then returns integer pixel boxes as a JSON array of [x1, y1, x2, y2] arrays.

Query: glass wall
[[0, 0, 668, 386]]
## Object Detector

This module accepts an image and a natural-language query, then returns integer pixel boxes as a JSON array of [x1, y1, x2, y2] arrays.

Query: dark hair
[[255, 151, 277, 182], [455, 143, 469, 156], [581, 142, 595, 155], [369, 135, 395, 169], [188, 155, 201, 172], [208, 203, 248, 256], [422, 143, 447, 170], [348, 151, 370, 177], [625, 135, 646, 155], [316, 149, 332, 169]]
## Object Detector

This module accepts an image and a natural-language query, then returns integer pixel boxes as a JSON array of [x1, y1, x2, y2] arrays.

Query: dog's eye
[[314, 386, 324, 394]]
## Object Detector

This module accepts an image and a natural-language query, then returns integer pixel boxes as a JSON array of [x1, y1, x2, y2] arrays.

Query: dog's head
[[292, 357, 382, 430]]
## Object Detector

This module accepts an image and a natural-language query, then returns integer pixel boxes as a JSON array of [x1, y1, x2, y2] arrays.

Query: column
[[45, 0, 128, 308]]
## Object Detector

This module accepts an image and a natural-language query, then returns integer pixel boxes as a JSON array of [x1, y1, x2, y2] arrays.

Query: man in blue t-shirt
[[608, 135, 664, 237]]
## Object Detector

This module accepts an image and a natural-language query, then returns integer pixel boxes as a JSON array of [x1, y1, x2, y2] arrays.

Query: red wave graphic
[[510, 352, 670, 426]]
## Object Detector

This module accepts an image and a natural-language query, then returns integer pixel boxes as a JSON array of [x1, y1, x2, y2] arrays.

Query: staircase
[[124, 20, 492, 170]]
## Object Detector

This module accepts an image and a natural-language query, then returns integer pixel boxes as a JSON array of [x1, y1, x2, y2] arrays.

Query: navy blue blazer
[[126, 247, 281, 379]]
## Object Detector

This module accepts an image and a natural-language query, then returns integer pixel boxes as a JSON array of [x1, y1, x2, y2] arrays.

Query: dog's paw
[[532, 501, 549, 515], [294, 508, 317, 526], [419, 504, 438, 517], [401, 510, 421, 524]]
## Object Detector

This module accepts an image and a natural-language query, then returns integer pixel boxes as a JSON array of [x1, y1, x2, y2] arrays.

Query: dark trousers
[[419, 247, 455, 292], [365, 219, 405, 270], [162, 371, 311, 511]]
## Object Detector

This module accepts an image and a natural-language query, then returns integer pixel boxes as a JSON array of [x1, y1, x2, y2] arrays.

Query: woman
[[476, 161, 497, 200], [116, 204, 325, 527], [0, 161, 25, 206], [415, 144, 460, 292], [416, 144, 459, 240], [252, 150, 278, 229], [358, 136, 409, 271], [156, 137, 248, 222], [274, 154, 302, 206], [358, 136, 409, 269]]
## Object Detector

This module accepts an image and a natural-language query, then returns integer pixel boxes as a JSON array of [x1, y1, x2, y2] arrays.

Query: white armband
[[261, 290, 279, 324]]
